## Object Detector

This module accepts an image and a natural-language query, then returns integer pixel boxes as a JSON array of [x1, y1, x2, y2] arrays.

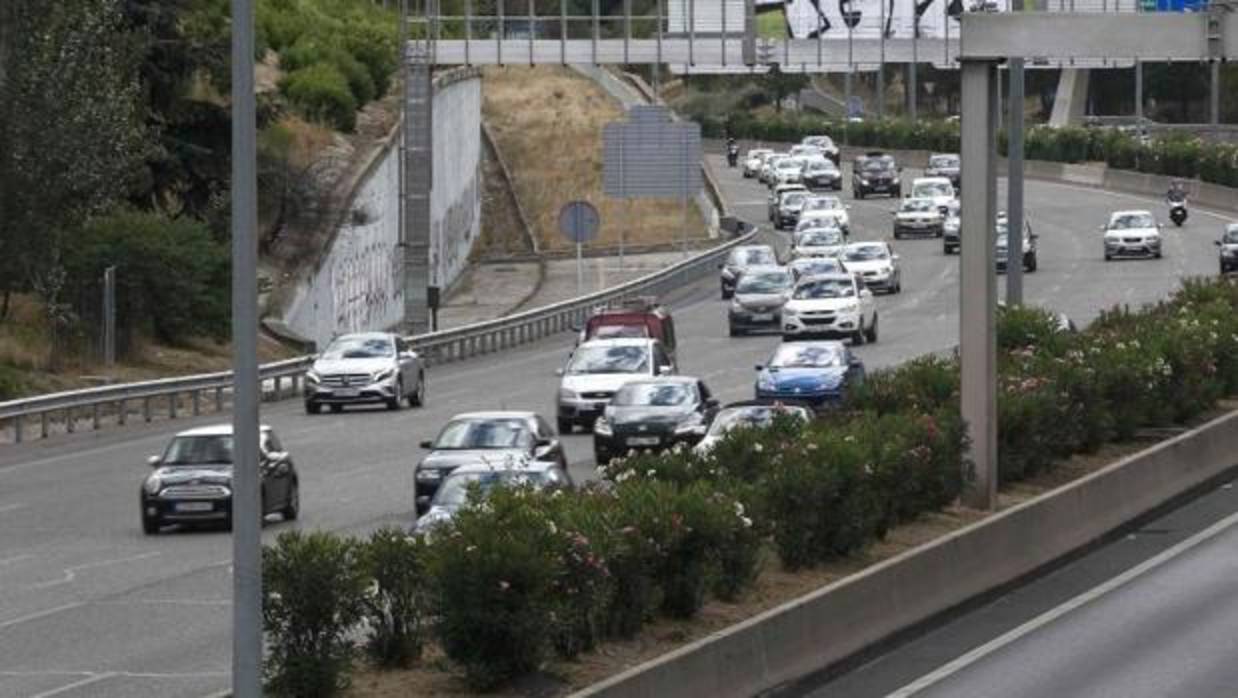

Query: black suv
[[593, 377, 720, 465], [852, 152, 902, 199]]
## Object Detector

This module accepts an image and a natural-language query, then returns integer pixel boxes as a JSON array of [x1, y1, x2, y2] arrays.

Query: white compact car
[[555, 337, 675, 432], [841, 241, 902, 294], [893, 197, 945, 238], [799, 196, 851, 234], [1102, 210, 1163, 261], [781, 272, 879, 344], [743, 148, 774, 178], [909, 176, 957, 215]]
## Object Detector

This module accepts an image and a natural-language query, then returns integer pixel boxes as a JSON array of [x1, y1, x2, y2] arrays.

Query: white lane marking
[[29, 673, 116, 698], [0, 553, 33, 568], [96, 598, 230, 607], [0, 670, 229, 679], [886, 507, 1238, 697], [0, 602, 86, 632], [0, 503, 25, 514], [28, 551, 161, 590]]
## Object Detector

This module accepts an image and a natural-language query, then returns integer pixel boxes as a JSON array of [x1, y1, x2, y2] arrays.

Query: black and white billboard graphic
[[783, 0, 954, 40]]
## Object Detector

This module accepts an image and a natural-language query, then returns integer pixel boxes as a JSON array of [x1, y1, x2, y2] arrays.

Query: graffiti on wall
[[431, 167, 481, 287], [330, 233, 401, 336]]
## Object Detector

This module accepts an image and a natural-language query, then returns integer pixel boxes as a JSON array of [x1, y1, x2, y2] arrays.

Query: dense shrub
[[358, 528, 430, 668], [61, 210, 229, 349], [280, 63, 357, 132], [847, 354, 960, 416], [427, 487, 560, 689], [263, 531, 367, 697]]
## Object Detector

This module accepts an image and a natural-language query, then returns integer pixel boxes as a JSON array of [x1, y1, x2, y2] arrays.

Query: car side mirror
[[717, 263, 725, 269], [845, 205, 852, 210], [147, 455, 162, 467], [706, 398, 721, 409], [419, 440, 433, 449], [892, 254, 901, 261], [1215, 240, 1223, 247], [268, 451, 289, 463], [754, 364, 763, 371], [554, 368, 565, 377], [416, 495, 432, 508], [658, 364, 673, 375], [850, 357, 864, 367]]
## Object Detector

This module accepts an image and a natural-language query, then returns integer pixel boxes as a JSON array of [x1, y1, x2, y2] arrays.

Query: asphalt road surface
[[0, 155, 1231, 697]]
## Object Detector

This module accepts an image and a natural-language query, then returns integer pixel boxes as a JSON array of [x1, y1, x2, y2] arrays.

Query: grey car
[[304, 332, 425, 413], [1216, 224, 1238, 274], [728, 265, 794, 336], [719, 244, 779, 299]]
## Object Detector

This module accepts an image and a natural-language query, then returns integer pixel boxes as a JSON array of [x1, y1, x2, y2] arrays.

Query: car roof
[[1111, 209, 1153, 217], [914, 176, 953, 184], [901, 197, 938, 205], [331, 331, 394, 341], [741, 264, 790, 274], [796, 272, 854, 283], [619, 375, 698, 386], [446, 459, 558, 476], [846, 240, 887, 249], [447, 411, 538, 421], [774, 339, 848, 351], [176, 424, 272, 437], [577, 337, 657, 349], [735, 244, 776, 252]]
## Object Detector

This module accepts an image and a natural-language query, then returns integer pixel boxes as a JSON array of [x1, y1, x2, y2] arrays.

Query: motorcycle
[[727, 144, 739, 168], [1169, 198, 1188, 227]]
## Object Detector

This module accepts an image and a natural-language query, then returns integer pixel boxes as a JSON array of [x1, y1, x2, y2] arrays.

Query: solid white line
[[0, 503, 26, 514], [886, 507, 1238, 697], [0, 602, 85, 632], [0, 553, 32, 567], [29, 673, 115, 698]]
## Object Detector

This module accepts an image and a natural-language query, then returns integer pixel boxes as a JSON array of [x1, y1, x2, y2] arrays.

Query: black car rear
[[593, 378, 719, 465], [852, 153, 901, 199]]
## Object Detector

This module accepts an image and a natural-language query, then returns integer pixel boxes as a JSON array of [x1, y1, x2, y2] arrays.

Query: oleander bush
[[262, 276, 1238, 693]]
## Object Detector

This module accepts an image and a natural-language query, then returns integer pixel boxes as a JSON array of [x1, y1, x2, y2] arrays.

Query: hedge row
[[260, 0, 398, 132], [263, 276, 1238, 695], [697, 111, 1238, 188]]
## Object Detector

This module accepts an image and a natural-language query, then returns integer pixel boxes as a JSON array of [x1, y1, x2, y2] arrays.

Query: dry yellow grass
[[482, 66, 706, 253]]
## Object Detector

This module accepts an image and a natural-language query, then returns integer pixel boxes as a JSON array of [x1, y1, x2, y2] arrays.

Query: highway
[[0, 154, 1231, 697]]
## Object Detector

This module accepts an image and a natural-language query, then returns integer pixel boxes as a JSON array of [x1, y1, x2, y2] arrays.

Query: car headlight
[[892, 177, 901, 185], [730, 299, 745, 312], [372, 368, 395, 383], [1223, 249, 1236, 257], [594, 416, 613, 436], [840, 303, 859, 313], [860, 179, 870, 185], [757, 373, 777, 391], [558, 388, 577, 401], [782, 305, 799, 316], [144, 475, 162, 496], [305, 370, 320, 384], [674, 413, 707, 435], [415, 468, 442, 482]]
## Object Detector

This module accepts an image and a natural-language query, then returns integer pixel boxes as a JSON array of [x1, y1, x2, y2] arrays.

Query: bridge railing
[[0, 225, 756, 444]]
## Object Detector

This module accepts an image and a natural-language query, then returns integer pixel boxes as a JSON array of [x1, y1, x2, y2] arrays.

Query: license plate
[[750, 313, 773, 322], [174, 502, 214, 513], [627, 436, 660, 446], [333, 388, 359, 397]]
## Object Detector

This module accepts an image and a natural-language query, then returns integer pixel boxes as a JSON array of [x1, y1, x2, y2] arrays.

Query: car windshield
[[799, 230, 843, 247], [612, 382, 693, 407], [901, 199, 936, 213], [433, 470, 547, 507], [737, 270, 793, 293], [845, 245, 890, 261], [566, 345, 650, 374], [706, 406, 808, 437], [769, 343, 846, 368], [321, 335, 393, 360], [747, 150, 770, 159], [783, 193, 807, 206], [914, 183, 952, 198], [1110, 213, 1155, 230], [591, 323, 649, 340], [813, 137, 835, 149], [163, 435, 234, 465], [434, 419, 534, 449], [793, 279, 855, 299], [861, 159, 892, 173], [792, 259, 844, 275], [805, 197, 841, 211], [732, 248, 776, 266], [807, 162, 836, 174], [929, 155, 959, 168], [777, 160, 800, 170]]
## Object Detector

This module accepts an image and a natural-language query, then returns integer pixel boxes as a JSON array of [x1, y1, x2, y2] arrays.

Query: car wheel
[[893, 230, 902, 240], [852, 321, 866, 346], [330, 404, 344, 413], [729, 324, 743, 337], [281, 482, 300, 521], [1155, 250, 1163, 259], [1104, 251, 1112, 261], [142, 514, 160, 535], [386, 380, 403, 410], [304, 401, 321, 415], [721, 288, 733, 300], [1026, 256, 1038, 273], [594, 449, 610, 466], [557, 417, 574, 435], [408, 373, 425, 407], [855, 189, 865, 200], [865, 314, 879, 343]]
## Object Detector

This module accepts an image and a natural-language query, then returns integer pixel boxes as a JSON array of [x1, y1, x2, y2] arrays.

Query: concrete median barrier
[[572, 407, 1238, 698]]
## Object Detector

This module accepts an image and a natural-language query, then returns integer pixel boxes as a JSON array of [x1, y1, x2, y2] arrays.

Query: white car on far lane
[[791, 227, 847, 259], [1102, 209, 1163, 261], [743, 148, 774, 178]]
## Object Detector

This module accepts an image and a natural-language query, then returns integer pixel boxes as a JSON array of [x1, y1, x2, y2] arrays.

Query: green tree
[[0, 0, 147, 322], [760, 64, 811, 114]]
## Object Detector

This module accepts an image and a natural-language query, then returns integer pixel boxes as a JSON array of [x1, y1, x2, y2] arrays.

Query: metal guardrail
[[0, 227, 756, 444]]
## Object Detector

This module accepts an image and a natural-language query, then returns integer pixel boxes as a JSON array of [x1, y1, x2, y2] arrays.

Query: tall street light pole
[[230, 0, 263, 695]]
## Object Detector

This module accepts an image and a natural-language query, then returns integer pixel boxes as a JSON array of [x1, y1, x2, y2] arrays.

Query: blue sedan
[[754, 341, 865, 408]]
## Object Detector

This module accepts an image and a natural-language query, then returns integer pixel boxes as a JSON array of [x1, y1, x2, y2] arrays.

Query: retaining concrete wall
[[573, 409, 1238, 698], [284, 70, 483, 349]]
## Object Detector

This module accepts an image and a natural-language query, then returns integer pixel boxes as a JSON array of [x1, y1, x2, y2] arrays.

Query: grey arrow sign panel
[[604, 105, 702, 200]]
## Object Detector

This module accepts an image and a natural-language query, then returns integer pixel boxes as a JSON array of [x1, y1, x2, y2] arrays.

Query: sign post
[[559, 201, 601, 295]]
